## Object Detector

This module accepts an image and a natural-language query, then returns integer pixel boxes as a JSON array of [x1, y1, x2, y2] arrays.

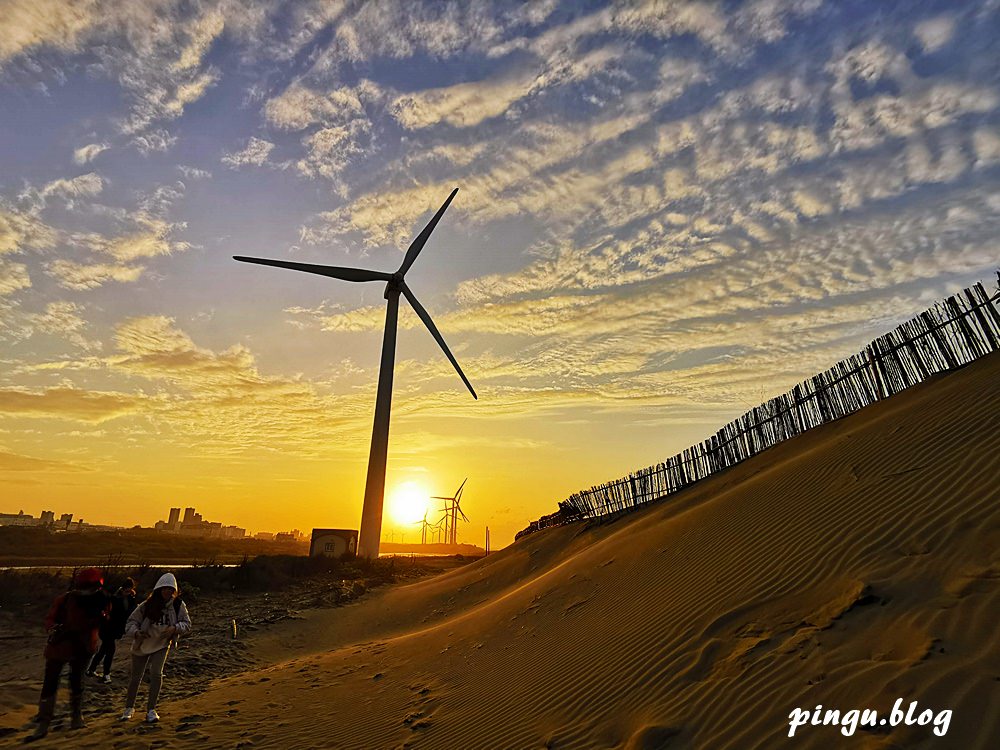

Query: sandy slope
[[5, 352, 998, 749]]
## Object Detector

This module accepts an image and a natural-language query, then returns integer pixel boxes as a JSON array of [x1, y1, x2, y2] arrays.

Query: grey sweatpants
[[124, 646, 169, 711]]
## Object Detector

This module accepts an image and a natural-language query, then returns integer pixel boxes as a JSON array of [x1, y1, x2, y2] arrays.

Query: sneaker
[[120, 708, 134, 721], [85, 670, 96, 678], [102, 674, 112, 684], [145, 710, 159, 723]]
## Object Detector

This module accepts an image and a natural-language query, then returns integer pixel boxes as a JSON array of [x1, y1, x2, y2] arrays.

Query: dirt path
[[0, 557, 467, 743]]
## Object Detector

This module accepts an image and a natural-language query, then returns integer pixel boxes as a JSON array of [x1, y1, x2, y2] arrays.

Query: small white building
[[310, 528, 358, 558]]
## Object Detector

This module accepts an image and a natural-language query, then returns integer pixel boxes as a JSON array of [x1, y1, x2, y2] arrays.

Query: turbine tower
[[233, 189, 476, 558]]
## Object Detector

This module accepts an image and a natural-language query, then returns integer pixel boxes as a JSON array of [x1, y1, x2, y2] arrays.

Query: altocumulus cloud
[[0, 387, 144, 423], [0, 449, 85, 473]]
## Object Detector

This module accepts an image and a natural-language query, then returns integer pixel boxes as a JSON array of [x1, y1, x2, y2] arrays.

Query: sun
[[388, 481, 430, 527]]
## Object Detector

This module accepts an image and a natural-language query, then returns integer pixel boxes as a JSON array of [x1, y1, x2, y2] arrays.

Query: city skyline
[[0, 503, 301, 540], [2, 1, 999, 546]]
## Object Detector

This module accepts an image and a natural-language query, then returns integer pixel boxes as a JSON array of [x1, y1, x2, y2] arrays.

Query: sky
[[1, 0, 998, 546]]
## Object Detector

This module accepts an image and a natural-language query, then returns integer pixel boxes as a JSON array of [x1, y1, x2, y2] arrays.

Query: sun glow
[[388, 481, 431, 527]]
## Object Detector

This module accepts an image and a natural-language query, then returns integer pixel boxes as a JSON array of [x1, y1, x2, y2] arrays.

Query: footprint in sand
[[176, 729, 210, 741], [402, 711, 433, 732]]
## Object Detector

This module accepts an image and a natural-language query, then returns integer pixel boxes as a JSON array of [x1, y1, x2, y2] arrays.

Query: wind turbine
[[433, 478, 469, 546], [233, 188, 477, 559], [414, 509, 432, 545]]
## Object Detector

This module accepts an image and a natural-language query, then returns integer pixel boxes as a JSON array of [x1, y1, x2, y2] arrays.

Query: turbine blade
[[397, 188, 458, 277], [456, 478, 468, 496], [234, 256, 391, 283], [401, 282, 477, 400]]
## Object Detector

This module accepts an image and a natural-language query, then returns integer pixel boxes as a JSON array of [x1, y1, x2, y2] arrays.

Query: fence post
[[967, 286, 999, 352], [921, 310, 959, 370]]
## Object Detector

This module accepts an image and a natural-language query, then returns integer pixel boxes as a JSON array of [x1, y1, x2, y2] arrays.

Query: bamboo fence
[[516, 275, 1000, 541]]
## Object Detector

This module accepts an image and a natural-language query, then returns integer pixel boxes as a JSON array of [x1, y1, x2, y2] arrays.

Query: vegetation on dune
[[0, 554, 421, 620]]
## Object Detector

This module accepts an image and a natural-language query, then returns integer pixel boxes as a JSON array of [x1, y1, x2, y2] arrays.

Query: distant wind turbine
[[433, 477, 469, 546], [233, 188, 476, 559]]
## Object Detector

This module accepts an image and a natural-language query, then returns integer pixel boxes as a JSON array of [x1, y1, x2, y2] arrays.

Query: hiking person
[[30, 567, 111, 741], [120, 573, 191, 723], [86, 577, 137, 683]]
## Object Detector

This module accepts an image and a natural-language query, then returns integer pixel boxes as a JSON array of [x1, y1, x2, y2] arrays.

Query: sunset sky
[[1, 0, 998, 545]]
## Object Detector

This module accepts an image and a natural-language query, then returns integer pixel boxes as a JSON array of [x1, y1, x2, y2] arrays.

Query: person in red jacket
[[28, 567, 111, 742]]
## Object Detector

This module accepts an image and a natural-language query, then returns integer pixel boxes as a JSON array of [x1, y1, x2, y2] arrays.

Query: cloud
[[914, 15, 957, 53], [0, 0, 99, 63], [2, 2, 229, 143], [173, 8, 225, 72], [0, 387, 142, 423], [263, 82, 377, 185], [95, 315, 380, 456], [0, 449, 84, 472], [222, 137, 275, 168], [0, 262, 31, 296], [73, 143, 110, 164], [33, 173, 104, 206], [112, 315, 259, 385], [393, 43, 636, 131], [2, 0, 999, 493], [0, 209, 56, 255], [329, 1, 535, 63], [264, 83, 370, 131], [295, 124, 370, 184], [27, 301, 100, 351], [85, 216, 188, 262], [392, 67, 538, 130], [130, 129, 178, 154], [178, 165, 212, 180], [8, 174, 106, 239], [45, 259, 144, 290]]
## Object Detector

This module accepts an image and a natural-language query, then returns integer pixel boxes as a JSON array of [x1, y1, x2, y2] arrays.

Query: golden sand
[[4, 352, 997, 749]]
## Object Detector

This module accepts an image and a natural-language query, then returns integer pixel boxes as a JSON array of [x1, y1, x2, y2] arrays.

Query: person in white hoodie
[[119, 573, 191, 723]]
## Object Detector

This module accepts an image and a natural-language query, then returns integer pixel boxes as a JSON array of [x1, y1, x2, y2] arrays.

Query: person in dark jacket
[[86, 577, 137, 683], [29, 567, 111, 741]]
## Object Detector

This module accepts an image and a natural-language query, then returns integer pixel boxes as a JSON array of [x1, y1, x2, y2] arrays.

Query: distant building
[[0, 510, 35, 527], [310, 529, 358, 558], [275, 529, 305, 542], [254, 531, 275, 541], [154, 506, 243, 538], [40, 510, 55, 525], [58, 513, 73, 530]]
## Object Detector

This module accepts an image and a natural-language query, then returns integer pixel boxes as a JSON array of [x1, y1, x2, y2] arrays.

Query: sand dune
[[4, 352, 998, 749]]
